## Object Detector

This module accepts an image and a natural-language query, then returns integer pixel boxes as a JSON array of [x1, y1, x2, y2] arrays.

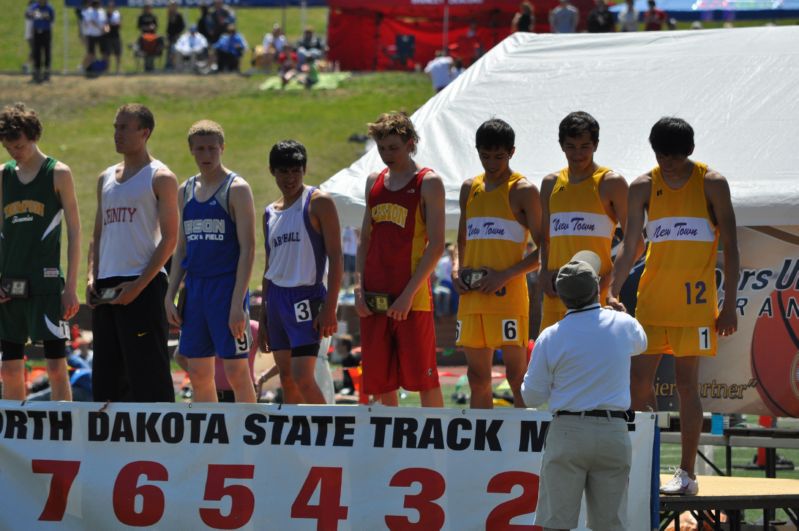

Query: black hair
[[269, 140, 307, 170], [475, 118, 515, 151], [558, 111, 599, 145], [649, 117, 694, 157]]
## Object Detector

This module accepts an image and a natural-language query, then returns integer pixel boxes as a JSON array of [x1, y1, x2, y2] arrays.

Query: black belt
[[556, 409, 628, 420]]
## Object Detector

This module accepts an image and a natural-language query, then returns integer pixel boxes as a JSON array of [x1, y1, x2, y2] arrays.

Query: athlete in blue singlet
[[165, 120, 257, 403], [258, 140, 343, 404]]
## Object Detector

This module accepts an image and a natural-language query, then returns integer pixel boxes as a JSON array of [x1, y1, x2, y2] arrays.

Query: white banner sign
[[0, 401, 655, 530]]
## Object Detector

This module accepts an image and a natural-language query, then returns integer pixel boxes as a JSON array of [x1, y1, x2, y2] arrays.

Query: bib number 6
[[502, 319, 518, 341]]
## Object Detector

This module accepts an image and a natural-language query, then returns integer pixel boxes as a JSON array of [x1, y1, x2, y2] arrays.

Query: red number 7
[[32, 459, 81, 521]]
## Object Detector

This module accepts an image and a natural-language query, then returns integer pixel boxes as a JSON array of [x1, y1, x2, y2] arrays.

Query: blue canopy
[[610, 0, 799, 21]]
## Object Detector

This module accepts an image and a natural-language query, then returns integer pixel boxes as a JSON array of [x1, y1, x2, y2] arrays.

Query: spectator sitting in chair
[[214, 24, 247, 73], [174, 25, 208, 72], [137, 29, 164, 72], [254, 22, 286, 71], [295, 26, 325, 66]]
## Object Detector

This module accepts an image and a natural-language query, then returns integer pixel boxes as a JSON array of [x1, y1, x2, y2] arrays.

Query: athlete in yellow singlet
[[539, 112, 630, 332], [453, 119, 541, 409], [607, 117, 740, 496]]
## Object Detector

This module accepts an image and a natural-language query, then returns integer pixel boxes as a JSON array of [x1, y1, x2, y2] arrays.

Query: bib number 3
[[295, 300, 312, 323]]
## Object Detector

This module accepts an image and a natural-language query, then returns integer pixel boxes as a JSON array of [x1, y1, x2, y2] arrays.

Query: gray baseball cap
[[556, 250, 601, 308]]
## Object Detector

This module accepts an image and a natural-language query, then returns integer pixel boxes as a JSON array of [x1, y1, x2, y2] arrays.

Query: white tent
[[322, 27, 799, 230]]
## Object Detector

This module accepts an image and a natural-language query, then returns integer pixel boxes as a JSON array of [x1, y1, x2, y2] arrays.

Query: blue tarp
[[64, 0, 326, 7], [610, 0, 799, 20]]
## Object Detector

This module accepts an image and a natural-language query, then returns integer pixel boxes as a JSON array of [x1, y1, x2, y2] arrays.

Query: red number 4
[[32, 459, 81, 521], [291, 466, 349, 531]]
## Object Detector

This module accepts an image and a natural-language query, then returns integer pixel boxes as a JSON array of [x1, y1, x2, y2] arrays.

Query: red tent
[[327, 0, 555, 71]]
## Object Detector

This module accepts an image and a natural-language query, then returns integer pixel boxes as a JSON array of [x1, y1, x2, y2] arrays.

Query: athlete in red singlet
[[355, 112, 445, 407]]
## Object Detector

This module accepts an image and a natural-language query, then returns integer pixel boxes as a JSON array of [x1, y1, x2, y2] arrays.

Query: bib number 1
[[698, 326, 711, 351]]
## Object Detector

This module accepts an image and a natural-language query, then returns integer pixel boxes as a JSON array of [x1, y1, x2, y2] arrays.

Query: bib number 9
[[455, 321, 461, 343], [235, 320, 253, 354]]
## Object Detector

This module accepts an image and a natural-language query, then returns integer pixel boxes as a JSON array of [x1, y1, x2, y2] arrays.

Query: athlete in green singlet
[[0, 103, 81, 401]]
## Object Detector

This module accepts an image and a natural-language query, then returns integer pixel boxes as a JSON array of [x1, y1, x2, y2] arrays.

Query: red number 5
[[385, 468, 446, 531], [199, 464, 255, 529], [112, 461, 168, 527]]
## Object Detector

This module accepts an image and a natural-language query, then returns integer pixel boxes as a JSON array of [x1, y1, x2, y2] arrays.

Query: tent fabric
[[321, 27, 799, 229]]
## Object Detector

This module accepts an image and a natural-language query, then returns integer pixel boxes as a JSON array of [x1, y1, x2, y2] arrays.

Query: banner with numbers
[[0, 401, 656, 530]]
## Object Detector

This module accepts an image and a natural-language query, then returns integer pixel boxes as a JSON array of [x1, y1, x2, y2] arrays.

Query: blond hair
[[367, 112, 419, 147], [187, 119, 225, 147]]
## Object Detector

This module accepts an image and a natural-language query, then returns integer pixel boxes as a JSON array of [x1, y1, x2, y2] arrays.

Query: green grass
[[0, 71, 434, 297], [0, 2, 329, 74]]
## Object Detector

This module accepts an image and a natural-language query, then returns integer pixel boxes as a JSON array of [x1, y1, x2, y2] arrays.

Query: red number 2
[[31, 459, 81, 521], [486, 471, 542, 531], [291, 466, 349, 531], [199, 464, 255, 529], [385, 467, 446, 531], [112, 461, 168, 527]]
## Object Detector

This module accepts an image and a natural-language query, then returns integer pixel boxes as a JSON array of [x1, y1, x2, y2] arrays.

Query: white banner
[[0, 401, 656, 530]]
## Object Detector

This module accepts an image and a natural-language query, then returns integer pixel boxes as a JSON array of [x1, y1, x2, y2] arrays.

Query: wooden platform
[[659, 475, 799, 530]]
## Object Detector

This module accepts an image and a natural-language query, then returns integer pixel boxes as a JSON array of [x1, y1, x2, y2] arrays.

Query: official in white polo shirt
[[521, 250, 647, 531]]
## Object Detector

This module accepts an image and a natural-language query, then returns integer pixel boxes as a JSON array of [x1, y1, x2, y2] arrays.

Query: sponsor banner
[[549, 211, 614, 239], [466, 216, 527, 243], [655, 226, 799, 416], [0, 401, 655, 530]]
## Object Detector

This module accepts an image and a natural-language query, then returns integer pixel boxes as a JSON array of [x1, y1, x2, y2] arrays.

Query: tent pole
[[300, 0, 307, 31], [63, 1, 69, 75], [442, 1, 449, 53]]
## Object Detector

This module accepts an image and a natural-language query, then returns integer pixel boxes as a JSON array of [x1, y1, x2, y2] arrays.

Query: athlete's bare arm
[[354, 172, 379, 318], [86, 171, 105, 306], [112, 166, 178, 305], [598, 170, 631, 294], [53, 162, 81, 320], [227, 178, 256, 340], [607, 173, 652, 311], [452, 178, 473, 294], [388, 170, 446, 321], [475, 178, 541, 295], [310, 190, 343, 338], [705, 169, 739, 336], [538, 173, 558, 297], [165, 181, 188, 327], [257, 210, 271, 353]]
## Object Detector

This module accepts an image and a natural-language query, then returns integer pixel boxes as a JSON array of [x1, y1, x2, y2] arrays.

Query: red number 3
[[385, 468, 446, 531]]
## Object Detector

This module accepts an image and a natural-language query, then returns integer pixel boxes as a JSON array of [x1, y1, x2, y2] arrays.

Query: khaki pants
[[535, 415, 632, 531]]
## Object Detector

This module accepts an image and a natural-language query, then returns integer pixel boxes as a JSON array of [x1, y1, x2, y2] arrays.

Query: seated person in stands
[[174, 25, 209, 71], [137, 29, 164, 72], [214, 23, 247, 72], [295, 26, 326, 66], [254, 22, 286, 71]]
